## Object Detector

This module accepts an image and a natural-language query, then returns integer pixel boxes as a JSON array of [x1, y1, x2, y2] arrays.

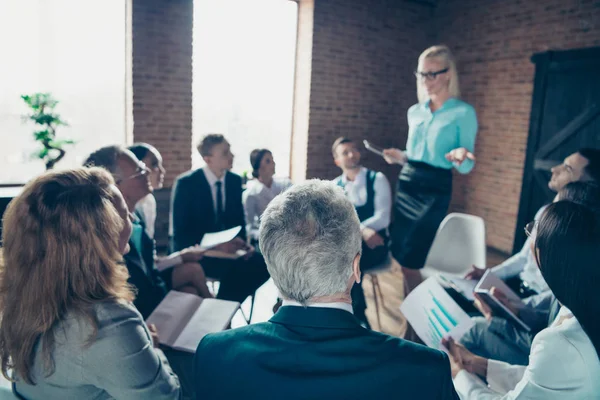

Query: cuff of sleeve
[[455, 158, 475, 174], [487, 359, 511, 392], [453, 369, 487, 395]]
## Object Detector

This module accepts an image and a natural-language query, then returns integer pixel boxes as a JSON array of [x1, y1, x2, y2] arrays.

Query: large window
[[192, 0, 297, 177], [0, 1, 128, 184]]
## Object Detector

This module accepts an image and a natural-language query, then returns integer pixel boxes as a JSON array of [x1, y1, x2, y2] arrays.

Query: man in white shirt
[[332, 137, 392, 327], [461, 148, 600, 365], [193, 180, 459, 400]]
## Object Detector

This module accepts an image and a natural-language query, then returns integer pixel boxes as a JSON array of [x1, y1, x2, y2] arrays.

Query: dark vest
[[337, 169, 388, 240]]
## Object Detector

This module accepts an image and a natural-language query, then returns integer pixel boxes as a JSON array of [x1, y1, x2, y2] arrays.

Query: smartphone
[[363, 140, 384, 157]]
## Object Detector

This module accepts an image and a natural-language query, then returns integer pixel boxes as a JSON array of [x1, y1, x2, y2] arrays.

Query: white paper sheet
[[199, 226, 243, 250], [146, 291, 202, 346], [172, 298, 240, 353], [400, 277, 474, 350]]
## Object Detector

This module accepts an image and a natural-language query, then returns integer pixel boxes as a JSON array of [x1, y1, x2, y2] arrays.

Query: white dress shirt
[[202, 166, 226, 215], [454, 306, 600, 399], [243, 177, 292, 240], [281, 299, 354, 314], [135, 194, 157, 238], [335, 167, 392, 232], [491, 205, 549, 293]]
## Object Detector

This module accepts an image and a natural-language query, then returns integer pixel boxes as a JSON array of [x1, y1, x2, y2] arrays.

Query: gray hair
[[259, 179, 362, 304], [83, 145, 126, 178]]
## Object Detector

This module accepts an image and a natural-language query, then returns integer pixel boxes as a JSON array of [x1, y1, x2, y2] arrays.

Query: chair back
[[423, 213, 486, 277]]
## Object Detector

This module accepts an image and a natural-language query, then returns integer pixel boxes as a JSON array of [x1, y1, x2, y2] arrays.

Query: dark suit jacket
[[194, 306, 459, 400], [171, 168, 246, 252], [123, 212, 168, 319]]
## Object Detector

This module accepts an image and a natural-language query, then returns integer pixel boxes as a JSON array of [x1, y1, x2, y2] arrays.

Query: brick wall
[[302, 0, 434, 184], [131, 0, 193, 187], [434, 0, 600, 253], [131, 0, 600, 254]]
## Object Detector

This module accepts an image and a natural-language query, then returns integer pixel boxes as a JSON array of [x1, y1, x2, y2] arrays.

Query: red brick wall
[[130, 0, 600, 254], [131, 0, 193, 187], [435, 0, 600, 253], [303, 0, 435, 183]]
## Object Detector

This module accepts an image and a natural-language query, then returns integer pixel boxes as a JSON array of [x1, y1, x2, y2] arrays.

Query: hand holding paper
[[180, 245, 206, 263]]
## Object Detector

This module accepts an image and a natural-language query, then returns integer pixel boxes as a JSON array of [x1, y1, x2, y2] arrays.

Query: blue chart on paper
[[425, 290, 459, 345]]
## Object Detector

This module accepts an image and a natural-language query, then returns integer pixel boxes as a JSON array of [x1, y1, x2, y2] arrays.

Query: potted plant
[[21, 93, 74, 170]]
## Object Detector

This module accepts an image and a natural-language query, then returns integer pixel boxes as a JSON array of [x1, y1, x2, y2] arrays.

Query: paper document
[[199, 226, 242, 250], [474, 270, 530, 332], [203, 249, 247, 259], [363, 140, 385, 156], [146, 291, 240, 353], [400, 277, 474, 350]]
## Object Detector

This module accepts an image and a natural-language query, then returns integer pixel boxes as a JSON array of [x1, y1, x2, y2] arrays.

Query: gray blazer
[[13, 301, 180, 400]]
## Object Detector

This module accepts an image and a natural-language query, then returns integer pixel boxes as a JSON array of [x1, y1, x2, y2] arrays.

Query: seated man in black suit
[[170, 134, 270, 304], [193, 180, 459, 400]]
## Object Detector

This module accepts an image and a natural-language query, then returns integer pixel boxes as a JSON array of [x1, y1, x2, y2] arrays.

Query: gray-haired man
[[193, 180, 458, 399]]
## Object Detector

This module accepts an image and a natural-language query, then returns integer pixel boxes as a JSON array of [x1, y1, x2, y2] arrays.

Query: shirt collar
[[203, 166, 225, 186], [282, 299, 354, 314], [340, 166, 366, 185], [423, 97, 457, 112]]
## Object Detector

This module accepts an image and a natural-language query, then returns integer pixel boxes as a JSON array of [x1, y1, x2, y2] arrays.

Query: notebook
[[474, 270, 530, 332], [146, 291, 240, 353]]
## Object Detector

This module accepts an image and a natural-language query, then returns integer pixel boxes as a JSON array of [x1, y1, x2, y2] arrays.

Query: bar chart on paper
[[400, 277, 474, 350]]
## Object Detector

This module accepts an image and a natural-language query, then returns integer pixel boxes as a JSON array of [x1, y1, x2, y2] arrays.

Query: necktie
[[215, 181, 224, 229]]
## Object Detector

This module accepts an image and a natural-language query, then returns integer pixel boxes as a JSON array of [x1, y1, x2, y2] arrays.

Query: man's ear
[[352, 253, 361, 284], [334, 156, 341, 169]]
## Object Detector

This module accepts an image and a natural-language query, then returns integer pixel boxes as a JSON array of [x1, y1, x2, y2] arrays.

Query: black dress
[[389, 160, 452, 270]]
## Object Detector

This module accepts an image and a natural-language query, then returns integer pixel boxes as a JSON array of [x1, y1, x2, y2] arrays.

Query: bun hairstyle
[[250, 149, 271, 179]]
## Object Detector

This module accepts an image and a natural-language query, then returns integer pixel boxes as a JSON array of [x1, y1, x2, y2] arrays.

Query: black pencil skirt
[[389, 161, 452, 270]]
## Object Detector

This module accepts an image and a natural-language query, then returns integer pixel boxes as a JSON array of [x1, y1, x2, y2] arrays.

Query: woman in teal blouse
[[384, 45, 478, 294]]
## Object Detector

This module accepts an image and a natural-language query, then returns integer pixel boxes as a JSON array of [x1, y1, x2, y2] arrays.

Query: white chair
[[421, 212, 486, 280]]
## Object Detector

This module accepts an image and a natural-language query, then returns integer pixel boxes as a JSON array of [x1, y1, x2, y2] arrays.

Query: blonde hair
[[0, 167, 134, 384], [416, 45, 461, 103]]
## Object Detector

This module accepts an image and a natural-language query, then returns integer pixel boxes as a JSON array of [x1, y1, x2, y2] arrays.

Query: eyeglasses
[[414, 68, 449, 81], [524, 220, 537, 238], [117, 162, 149, 183]]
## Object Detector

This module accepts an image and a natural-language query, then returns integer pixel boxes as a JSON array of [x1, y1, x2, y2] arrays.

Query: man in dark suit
[[193, 180, 459, 400], [170, 134, 270, 303]]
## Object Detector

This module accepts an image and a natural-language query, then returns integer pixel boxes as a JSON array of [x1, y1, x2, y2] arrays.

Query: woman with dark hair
[[2, 168, 180, 399], [445, 187, 600, 398], [243, 149, 291, 241], [128, 143, 166, 238]]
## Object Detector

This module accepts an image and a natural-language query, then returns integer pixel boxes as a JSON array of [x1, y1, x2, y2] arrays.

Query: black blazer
[[171, 168, 246, 252], [123, 212, 168, 319], [193, 306, 459, 400]]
